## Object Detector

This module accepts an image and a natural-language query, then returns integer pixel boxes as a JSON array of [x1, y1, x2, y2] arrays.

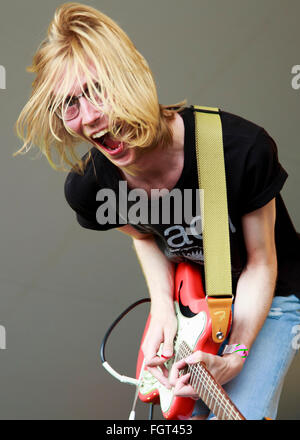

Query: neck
[[119, 113, 184, 187], [178, 341, 245, 420]]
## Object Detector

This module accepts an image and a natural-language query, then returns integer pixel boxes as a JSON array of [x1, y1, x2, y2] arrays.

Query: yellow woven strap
[[194, 105, 232, 342]]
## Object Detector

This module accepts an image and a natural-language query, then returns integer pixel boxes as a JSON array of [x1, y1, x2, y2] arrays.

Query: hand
[[169, 351, 244, 398], [142, 308, 177, 389]]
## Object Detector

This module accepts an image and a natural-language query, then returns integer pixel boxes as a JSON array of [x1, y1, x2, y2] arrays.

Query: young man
[[15, 3, 300, 419]]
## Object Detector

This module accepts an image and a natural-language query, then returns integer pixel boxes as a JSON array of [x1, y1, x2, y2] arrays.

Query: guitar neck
[[179, 341, 245, 420]]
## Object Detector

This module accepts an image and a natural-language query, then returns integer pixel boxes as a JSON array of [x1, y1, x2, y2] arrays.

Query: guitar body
[[136, 262, 232, 420]]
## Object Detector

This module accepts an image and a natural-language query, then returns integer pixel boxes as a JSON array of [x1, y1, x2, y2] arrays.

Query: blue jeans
[[192, 294, 300, 420]]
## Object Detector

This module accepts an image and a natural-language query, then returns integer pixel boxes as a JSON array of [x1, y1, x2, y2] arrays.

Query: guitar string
[[175, 343, 233, 419], [185, 354, 237, 419], [178, 344, 239, 420], [178, 343, 240, 420], [177, 342, 241, 420], [179, 342, 229, 408], [178, 345, 234, 420], [193, 363, 238, 420], [192, 364, 238, 420]]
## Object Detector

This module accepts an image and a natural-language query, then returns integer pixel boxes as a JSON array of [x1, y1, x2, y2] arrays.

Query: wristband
[[222, 344, 249, 361]]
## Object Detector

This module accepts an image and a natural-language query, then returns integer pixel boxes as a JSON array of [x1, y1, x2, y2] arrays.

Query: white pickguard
[[139, 301, 207, 414]]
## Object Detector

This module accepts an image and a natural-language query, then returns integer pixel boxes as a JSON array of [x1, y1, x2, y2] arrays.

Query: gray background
[[0, 0, 299, 420]]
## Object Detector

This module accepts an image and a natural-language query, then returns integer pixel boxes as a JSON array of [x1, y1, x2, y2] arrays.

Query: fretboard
[[178, 341, 245, 420]]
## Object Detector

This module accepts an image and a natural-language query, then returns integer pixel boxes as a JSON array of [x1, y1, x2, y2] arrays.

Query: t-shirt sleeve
[[64, 173, 123, 231], [240, 129, 288, 215]]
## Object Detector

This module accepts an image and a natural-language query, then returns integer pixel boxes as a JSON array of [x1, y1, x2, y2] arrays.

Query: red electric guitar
[[136, 261, 246, 420]]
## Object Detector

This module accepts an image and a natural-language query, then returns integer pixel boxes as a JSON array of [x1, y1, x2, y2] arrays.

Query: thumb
[[161, 332, 175, 359]]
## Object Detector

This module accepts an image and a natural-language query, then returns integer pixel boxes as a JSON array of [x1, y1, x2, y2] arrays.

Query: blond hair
[[15, 2, 186, 174]]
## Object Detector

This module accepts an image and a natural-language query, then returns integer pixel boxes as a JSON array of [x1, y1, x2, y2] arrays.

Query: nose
[[79, 96, 102, 126]]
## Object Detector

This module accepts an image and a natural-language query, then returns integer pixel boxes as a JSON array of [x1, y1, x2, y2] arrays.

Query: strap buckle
[[206, 295, 233, 343]]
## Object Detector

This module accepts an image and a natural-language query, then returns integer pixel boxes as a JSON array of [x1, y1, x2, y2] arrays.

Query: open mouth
[[91, 129, 124, 156]]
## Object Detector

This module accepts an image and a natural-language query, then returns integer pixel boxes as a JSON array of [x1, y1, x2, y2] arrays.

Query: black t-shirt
[[64, 105, 300, 298]]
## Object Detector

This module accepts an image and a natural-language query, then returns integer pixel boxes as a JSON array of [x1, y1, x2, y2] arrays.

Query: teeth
[[92, 128, 109, 139]]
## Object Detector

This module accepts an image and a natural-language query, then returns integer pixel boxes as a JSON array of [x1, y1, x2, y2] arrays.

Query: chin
[[111, 151, 136, 168]]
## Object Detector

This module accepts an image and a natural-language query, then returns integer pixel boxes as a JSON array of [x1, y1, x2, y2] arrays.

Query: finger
[[175, 388, 199, 400], [146, 349, 176, 367], [145, 355, 172, 368], [186, 352, 217, 375], [177, 371, 191, 386], [142, 341, 162, 365], [150, 362, 170, 378], [174, 373, 196, 395], [173, 373, 199, 399], [160, 363, 170, 378], [169, 359, 188, 386], [184, 351, 204, 365], [174, 359, 188, 370], [146, 366, 171, 389], [144, 355, 163, 367], [160, 353, 174, 361], [161, 330, 175, 359], [168, 366, 179, 387]]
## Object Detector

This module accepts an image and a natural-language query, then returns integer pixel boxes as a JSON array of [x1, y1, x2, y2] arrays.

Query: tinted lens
[[55, 99, 79, 121], [64, 102, 79, 120], [86, 82, 102, 104], [54, 82, 102, 121]]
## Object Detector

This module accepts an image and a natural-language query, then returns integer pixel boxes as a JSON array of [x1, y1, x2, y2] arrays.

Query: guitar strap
[[193, 105, 233, 343]]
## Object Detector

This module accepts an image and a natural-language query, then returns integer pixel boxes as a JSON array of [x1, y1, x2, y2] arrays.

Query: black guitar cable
[[100, 298, 154, 420]]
